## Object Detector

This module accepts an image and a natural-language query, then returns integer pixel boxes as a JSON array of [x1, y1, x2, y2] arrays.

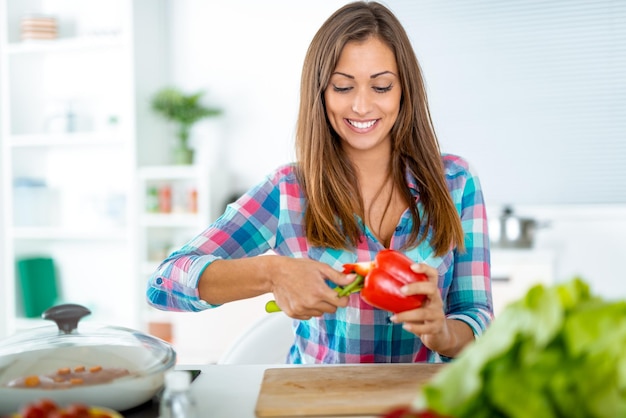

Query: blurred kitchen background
[[0, 0, 624, 364]]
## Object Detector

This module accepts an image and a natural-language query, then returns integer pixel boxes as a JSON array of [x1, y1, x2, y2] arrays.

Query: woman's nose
[[351, 89, 373, 115]]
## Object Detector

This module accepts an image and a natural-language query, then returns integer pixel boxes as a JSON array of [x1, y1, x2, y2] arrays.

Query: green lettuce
[[414, 278, 626, 417]]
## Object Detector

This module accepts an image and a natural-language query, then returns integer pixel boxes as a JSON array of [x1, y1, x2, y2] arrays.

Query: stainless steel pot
[[0, 304, 176, 414], [489, 206, 545, 249]]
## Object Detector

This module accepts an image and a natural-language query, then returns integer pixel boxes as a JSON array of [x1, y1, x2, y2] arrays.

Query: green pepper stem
[[337, 274, 364, 297], [265, 300, 282, 313]]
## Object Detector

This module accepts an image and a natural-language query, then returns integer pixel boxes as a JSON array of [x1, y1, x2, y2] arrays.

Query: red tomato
[[19, 405, 47, 418], [48, 412, 72, 418], [34, 399, 58, 415], [380, 406, 450, 418], [16, 400, 122, 418], [65, 404, 90, 418]]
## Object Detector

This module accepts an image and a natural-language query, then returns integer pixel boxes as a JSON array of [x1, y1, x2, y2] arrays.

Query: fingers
[[391, 304, 432, 325], [402, 320, 441, 335], [392, 308, 442, 333], [283, 299, 346, 320], [272, 259, 354, 320], [401, 263, 440, 300], [391, 261, 444, 334], [326, 266, 357, 287], [410, 262, 438, 284]]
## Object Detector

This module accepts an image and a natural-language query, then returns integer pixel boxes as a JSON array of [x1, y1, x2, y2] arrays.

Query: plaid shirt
[[147, 154, 493, 363]]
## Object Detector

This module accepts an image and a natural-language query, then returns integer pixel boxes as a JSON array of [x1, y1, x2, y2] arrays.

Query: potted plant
[[151, 87, 222, 165]]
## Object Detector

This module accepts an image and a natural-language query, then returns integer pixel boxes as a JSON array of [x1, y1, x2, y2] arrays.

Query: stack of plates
[[21, 14, 58, 41]]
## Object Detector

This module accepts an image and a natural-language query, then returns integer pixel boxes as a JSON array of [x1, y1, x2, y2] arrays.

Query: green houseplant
[[151, 87, 222, 165]]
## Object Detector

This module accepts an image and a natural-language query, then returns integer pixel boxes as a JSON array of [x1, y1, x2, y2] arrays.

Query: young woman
[[147, 1, 492, 364]]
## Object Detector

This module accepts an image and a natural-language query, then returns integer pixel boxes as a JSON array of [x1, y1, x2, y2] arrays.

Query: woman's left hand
[[389, 263, 455, 355]]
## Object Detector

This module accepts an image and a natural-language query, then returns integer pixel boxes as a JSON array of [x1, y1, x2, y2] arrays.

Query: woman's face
[[324, 36, 401, 157]]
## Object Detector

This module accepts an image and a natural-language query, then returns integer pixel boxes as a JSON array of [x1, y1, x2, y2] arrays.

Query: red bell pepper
[[380, 406, 450, 418], [265, 250, 427, 314], [264, 263, 367, 312], [342, 261, 374, 277], [357, 249, 428, 313]]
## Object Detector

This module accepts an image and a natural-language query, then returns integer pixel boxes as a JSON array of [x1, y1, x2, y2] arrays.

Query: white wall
[[166, 1, 626, 300], [168, 0, 348, 198]]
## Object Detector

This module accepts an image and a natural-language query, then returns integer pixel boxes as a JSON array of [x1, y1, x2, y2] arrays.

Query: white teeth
[[349, 119, 376, 129]]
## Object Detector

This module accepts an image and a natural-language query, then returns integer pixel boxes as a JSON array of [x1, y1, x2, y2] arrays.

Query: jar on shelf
[[158, 185, 172, 213], [187, 188, 198, 213], [146, 186, 159, 213]]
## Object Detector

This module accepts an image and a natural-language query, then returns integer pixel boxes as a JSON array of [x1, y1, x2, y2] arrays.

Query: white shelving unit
[[137, 164, 211, 290], [136, 163, 215, 359], [0, 0, 169, 336], [0, 0, 263, 366], [136, 161, 279, 364]]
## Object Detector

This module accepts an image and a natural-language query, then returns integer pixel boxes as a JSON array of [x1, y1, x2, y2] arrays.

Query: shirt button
[[395, 226, 402, 231], [156, 277, 163, 285]]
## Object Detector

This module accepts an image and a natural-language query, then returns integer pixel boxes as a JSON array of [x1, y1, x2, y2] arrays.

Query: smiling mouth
[[347, 119, 377, 129]]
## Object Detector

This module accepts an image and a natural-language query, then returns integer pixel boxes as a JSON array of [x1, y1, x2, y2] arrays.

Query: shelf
[[5, 35, 125, 55], [140, 213, 202, 227], [9, 132, 127, 147], [12, 226, 127, 240], [138, 165, 203, 180]]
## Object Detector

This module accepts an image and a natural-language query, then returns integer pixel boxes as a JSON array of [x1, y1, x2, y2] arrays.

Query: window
[[391, 0, 626, 204]]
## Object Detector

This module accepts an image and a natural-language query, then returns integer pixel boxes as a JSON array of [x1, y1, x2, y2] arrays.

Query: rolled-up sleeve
[[444, 156, 493, 336], [146, 169, 285, 312]]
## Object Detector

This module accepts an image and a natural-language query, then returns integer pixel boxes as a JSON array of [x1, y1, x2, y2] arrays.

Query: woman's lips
[[346, 118, 378, 131]]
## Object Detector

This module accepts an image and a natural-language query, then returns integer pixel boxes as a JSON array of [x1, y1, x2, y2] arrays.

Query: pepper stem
[[264, 275, 365, 313], [336, 274, 365, 297], [265, 300, 282, 313]]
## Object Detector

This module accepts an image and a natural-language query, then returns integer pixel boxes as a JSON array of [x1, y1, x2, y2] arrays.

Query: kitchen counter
[[125, 363, 444, 418], [124, 364, 279, 418], [188, 364, 290, 417]]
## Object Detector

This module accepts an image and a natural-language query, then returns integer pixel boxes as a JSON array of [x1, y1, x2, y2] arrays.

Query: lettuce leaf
[[414, 278, 626, 418]]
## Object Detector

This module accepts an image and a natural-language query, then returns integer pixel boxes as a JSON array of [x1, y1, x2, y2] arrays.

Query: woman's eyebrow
[[332, 71, 354, 79], [331, 70, 397, 79], [370, 70, 397, 79]]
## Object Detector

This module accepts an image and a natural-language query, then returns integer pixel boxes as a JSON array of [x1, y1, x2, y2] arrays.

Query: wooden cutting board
[[255, 363, 445, 417]]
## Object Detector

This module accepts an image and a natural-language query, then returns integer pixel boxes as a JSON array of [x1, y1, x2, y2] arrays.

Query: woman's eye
[[332, 85, 352, 93], [373, 84, 393, 93]]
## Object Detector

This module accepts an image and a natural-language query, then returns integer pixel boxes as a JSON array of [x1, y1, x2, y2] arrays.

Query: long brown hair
[[295, 1, 464, 256]]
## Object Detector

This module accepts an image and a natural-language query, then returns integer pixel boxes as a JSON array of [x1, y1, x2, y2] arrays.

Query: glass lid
[[0, 304, 176, 378]]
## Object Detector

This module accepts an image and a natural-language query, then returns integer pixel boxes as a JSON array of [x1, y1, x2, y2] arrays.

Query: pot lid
[[0, 304, 176, 384]]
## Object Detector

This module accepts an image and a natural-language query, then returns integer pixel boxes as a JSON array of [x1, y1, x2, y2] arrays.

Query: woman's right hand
[[268, 256, 354, 320]]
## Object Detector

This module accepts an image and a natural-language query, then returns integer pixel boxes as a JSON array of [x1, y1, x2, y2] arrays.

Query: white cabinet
[[490, 249, 556, 316], [0, 0, 169, 336]]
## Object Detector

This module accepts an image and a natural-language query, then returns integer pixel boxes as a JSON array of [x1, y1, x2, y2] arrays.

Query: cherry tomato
[[19, 405, 46, 418], [16, 400, 122, 418], [65, 404, 90, 418], [380, 406, 450, 418], [48, 412, 72, 418], [34, 399, 58, 415]]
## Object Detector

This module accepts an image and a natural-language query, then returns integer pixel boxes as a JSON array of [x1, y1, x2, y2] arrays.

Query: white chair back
[[218, 312, 294, 364]]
